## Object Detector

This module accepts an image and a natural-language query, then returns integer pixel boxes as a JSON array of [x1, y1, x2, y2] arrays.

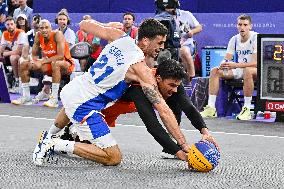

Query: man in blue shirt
[[13, 0, 33, 25]]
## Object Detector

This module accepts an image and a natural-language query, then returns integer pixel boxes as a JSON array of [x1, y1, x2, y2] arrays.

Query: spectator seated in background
[[200, 14, 257, 120], [13, 0, 33, 25], [39, 8, 77, 101], [0, 0, 8, 32], [8, 0, 19, 17], [11, 19, 74, 107], [55, 8, 75, 47], [0, 16, 28, 93], [75, 14, 102, 72], [20, 14, 43, 95], [16, 13, 30, 33], [26, 14, 41, 50], [122, 12, 138, 39]]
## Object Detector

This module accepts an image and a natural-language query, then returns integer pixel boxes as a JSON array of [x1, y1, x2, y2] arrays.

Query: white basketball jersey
[[227, 31, 258, 63], [60, 35, 144, 119], [87, 35, 143, 88]]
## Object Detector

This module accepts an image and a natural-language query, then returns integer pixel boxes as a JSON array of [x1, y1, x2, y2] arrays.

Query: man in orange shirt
[[12, 19, 74, 107]]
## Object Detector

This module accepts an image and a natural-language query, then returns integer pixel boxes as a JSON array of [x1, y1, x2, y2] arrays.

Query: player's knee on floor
[[102, 145, 122, 166]]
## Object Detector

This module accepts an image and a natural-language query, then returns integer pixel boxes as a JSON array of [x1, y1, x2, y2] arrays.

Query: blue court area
[[0, 103, 283, 188]]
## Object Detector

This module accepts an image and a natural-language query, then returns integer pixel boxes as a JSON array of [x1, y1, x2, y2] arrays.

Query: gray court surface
[[0, 103, 284, 189]]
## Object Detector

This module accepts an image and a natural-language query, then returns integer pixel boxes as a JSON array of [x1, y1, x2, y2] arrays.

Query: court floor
[[0, 103, 283, 189]]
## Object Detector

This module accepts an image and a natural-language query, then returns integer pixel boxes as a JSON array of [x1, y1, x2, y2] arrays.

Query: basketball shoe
[[200, 105, 217, 118], [160, 148, 178, 159], [11, 96, 33, 105], [43, 96, 58, 108], [33, 131, 55, 166], [33, 91, 51, 103], [236, 106, 251, 120]]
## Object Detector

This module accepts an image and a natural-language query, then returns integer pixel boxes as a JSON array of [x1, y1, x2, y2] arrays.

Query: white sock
[[53, 139, 75, 153], [21, 82, 30, 98], [244, 96, 252, 108], [208, 95, 217, 108], [51, 83, 60, 100], [48, 124, 62, 135]]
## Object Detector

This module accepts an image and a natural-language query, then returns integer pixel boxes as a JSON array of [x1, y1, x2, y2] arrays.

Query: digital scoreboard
[[256, 34, 284, 122]]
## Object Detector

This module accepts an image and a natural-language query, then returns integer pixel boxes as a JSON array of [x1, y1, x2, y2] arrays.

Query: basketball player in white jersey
[[201, 14, 257, 120], [32, 19, 191, 166]]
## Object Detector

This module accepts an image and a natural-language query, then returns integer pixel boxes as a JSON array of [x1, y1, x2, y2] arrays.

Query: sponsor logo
[[43, 50, 56, 55], [266, 101, 284, 112], [205, 50, 210, 77]]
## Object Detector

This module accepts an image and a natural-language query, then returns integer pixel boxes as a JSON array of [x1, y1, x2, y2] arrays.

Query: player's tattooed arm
[[142, 84, 162, 104]]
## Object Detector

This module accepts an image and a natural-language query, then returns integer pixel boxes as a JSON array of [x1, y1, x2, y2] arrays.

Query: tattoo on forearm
[[142, 85, 161, 104]]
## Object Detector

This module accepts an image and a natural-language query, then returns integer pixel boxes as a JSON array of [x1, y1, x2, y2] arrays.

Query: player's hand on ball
[[175, 150, 187, 161], [181, 143, 191, 153], [202, 134, 220, 151]]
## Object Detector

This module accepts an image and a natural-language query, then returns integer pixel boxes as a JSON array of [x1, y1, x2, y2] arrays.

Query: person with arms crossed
[[32, 18, 190, 166], [200, 14, 257, 120]]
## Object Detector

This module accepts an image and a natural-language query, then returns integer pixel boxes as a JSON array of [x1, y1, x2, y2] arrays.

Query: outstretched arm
[[79, 20, 124, 43], [128, 61, 190, 152], [121, 86, 186, 160], [167, 85, 220, 150]]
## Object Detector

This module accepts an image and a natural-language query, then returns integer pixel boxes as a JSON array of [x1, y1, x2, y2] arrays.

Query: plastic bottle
[[222, 59, 229, 76]]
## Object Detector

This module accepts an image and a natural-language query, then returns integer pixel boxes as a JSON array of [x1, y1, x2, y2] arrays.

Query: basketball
[[188, 140, 220, 172], [69, 42, 93, 59]]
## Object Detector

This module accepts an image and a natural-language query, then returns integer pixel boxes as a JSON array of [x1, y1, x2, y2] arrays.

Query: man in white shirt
[[200, 14, 257, 120], [0, 16, 28, 93]]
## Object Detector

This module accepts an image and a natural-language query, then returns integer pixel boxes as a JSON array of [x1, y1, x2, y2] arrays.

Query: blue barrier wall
[[41, 12, 284, 55], [34, 0, 284, 13]]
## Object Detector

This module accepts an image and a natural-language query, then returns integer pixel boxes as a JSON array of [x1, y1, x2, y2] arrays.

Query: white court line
[[117, 124, 284, 139], [0, 114, 54, 121], [1, 114, 284, 139]]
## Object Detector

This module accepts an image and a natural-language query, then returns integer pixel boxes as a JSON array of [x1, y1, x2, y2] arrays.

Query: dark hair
[[155, 0, 180, 10], [33, 14, 42, 24], [16, 17, 30, 32], [123, 12, 135, 21], [5, 16, 15, 23], [237, 14, 252, 24], [156, 59, 186, 80], [138, 18, 168, 41]]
